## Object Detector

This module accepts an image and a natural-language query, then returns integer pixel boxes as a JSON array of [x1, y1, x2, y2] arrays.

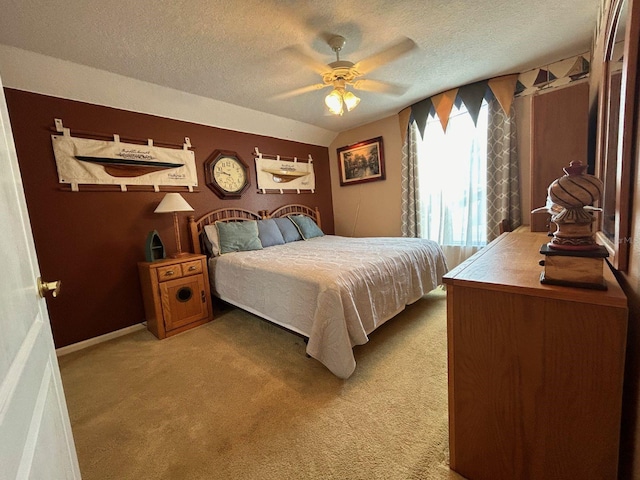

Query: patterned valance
[[406, 51, 591, 138], [515, 52, 590, 97], [410, 74, 519, 137]]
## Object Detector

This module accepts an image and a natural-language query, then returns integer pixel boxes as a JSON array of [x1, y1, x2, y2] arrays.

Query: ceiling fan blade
[[271, 83, 329, 101], [354, 37, 418, 75], [352, 79, 408, 96], [282, 45, 332, 75]]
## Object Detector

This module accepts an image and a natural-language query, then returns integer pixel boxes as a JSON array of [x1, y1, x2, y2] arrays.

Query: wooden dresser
[[443, 232, 628, 480]]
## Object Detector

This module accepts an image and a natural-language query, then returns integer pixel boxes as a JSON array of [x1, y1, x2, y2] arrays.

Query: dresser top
[[443, 231, 627, 308]]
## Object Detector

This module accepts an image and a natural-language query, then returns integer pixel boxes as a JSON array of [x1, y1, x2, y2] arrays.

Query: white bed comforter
[[209, 235, 448, 378]]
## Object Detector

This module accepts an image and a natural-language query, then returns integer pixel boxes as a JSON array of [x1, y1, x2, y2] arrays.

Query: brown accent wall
[[4, 88, 333, 348]]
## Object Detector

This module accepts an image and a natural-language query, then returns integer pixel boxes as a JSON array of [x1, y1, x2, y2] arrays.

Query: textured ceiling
[[0, 0, 599, 133]]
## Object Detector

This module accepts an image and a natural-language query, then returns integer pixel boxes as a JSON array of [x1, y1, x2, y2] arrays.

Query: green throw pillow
[[216, 221, 263, 254], [289, 215, 324, 240]]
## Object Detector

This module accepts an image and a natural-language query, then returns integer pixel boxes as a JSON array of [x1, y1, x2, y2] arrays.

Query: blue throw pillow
[[274, 217, 302, 243], [216, 221, 263, 254], [289, 215, 324, 240], [256, 219, 285, 247]]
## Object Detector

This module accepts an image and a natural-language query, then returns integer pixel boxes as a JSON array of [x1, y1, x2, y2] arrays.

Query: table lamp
[[154, 193, 194, 258]]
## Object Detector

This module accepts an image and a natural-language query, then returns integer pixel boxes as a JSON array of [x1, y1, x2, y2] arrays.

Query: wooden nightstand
[[138, 254, 213, 339]]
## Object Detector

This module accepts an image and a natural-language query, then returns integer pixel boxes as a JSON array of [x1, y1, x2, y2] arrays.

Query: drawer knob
[[164, 270, 175, 276], [188, 265, 197, 271]]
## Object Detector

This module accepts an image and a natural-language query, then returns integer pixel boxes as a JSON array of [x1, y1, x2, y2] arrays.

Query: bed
[[188, 204, 448, 379]]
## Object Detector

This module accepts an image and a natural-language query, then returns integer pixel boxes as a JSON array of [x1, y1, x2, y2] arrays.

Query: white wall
[[329, 115, 404, 237], [0, 44, 337, 147]]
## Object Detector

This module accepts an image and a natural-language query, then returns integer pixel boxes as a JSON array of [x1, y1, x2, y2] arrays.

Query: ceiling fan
[[276, 35, 417, 116]]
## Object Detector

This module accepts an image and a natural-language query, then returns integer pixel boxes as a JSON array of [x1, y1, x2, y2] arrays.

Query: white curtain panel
[[401, 96, 522, 269], [416, 103, 488, 269]]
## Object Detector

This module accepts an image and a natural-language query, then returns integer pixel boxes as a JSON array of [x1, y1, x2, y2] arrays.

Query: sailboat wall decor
[[254, 147, 315, 194], [145, 230, 166, 262], [51, 120, 197, 192]]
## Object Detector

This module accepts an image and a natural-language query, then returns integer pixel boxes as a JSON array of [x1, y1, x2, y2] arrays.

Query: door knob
[[37, 277, 62, 298]]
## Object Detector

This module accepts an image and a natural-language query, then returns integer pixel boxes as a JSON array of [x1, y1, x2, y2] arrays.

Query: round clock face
[[213, 156, 247, 193], [204, 150, 250, 199]]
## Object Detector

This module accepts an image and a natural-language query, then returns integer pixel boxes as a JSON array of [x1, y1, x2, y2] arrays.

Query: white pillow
[[203, 224, 220, 256]]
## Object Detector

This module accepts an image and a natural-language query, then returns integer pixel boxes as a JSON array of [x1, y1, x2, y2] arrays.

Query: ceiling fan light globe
[[325, 89, 344, 115], [327, 101, 344, 116], [343, 91, 360, 111]]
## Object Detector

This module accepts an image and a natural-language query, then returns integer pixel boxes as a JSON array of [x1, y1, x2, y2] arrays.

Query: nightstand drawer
[[181, 260, 202, 276], [157, 264, 182, 282]]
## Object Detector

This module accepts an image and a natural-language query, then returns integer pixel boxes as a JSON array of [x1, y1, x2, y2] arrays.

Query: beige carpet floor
[[58, 289, 465, 480]]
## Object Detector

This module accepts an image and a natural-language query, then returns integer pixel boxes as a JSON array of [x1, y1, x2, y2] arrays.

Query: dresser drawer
[[181, 260, 202, 276], [156, 264, 182, 282]]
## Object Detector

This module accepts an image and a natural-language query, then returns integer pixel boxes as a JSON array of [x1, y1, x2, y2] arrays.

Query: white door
[[0, 76, 81, 477]]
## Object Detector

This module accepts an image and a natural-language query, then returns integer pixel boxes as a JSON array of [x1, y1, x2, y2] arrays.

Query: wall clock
[[204, 149, 250, 199]]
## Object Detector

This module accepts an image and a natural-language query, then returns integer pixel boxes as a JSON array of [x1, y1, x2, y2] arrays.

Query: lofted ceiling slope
[[0, 0, 599, 133]]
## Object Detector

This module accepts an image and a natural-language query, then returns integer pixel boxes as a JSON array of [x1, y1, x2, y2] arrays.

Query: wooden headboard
[[267, 204, 321, 229], [188, 204, 321, 255]]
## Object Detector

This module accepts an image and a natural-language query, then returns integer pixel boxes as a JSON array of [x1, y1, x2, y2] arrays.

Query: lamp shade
[[154, 193, 194, 213]]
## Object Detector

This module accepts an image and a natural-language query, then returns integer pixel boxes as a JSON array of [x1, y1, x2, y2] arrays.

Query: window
[[417, 100, 489, 248]]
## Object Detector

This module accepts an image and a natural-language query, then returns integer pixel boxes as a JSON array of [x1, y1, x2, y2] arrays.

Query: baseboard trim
[[55, 323, 146, 357]]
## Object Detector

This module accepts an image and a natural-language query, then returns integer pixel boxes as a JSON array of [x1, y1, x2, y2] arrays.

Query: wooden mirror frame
[[593, 0, 639, 271]]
